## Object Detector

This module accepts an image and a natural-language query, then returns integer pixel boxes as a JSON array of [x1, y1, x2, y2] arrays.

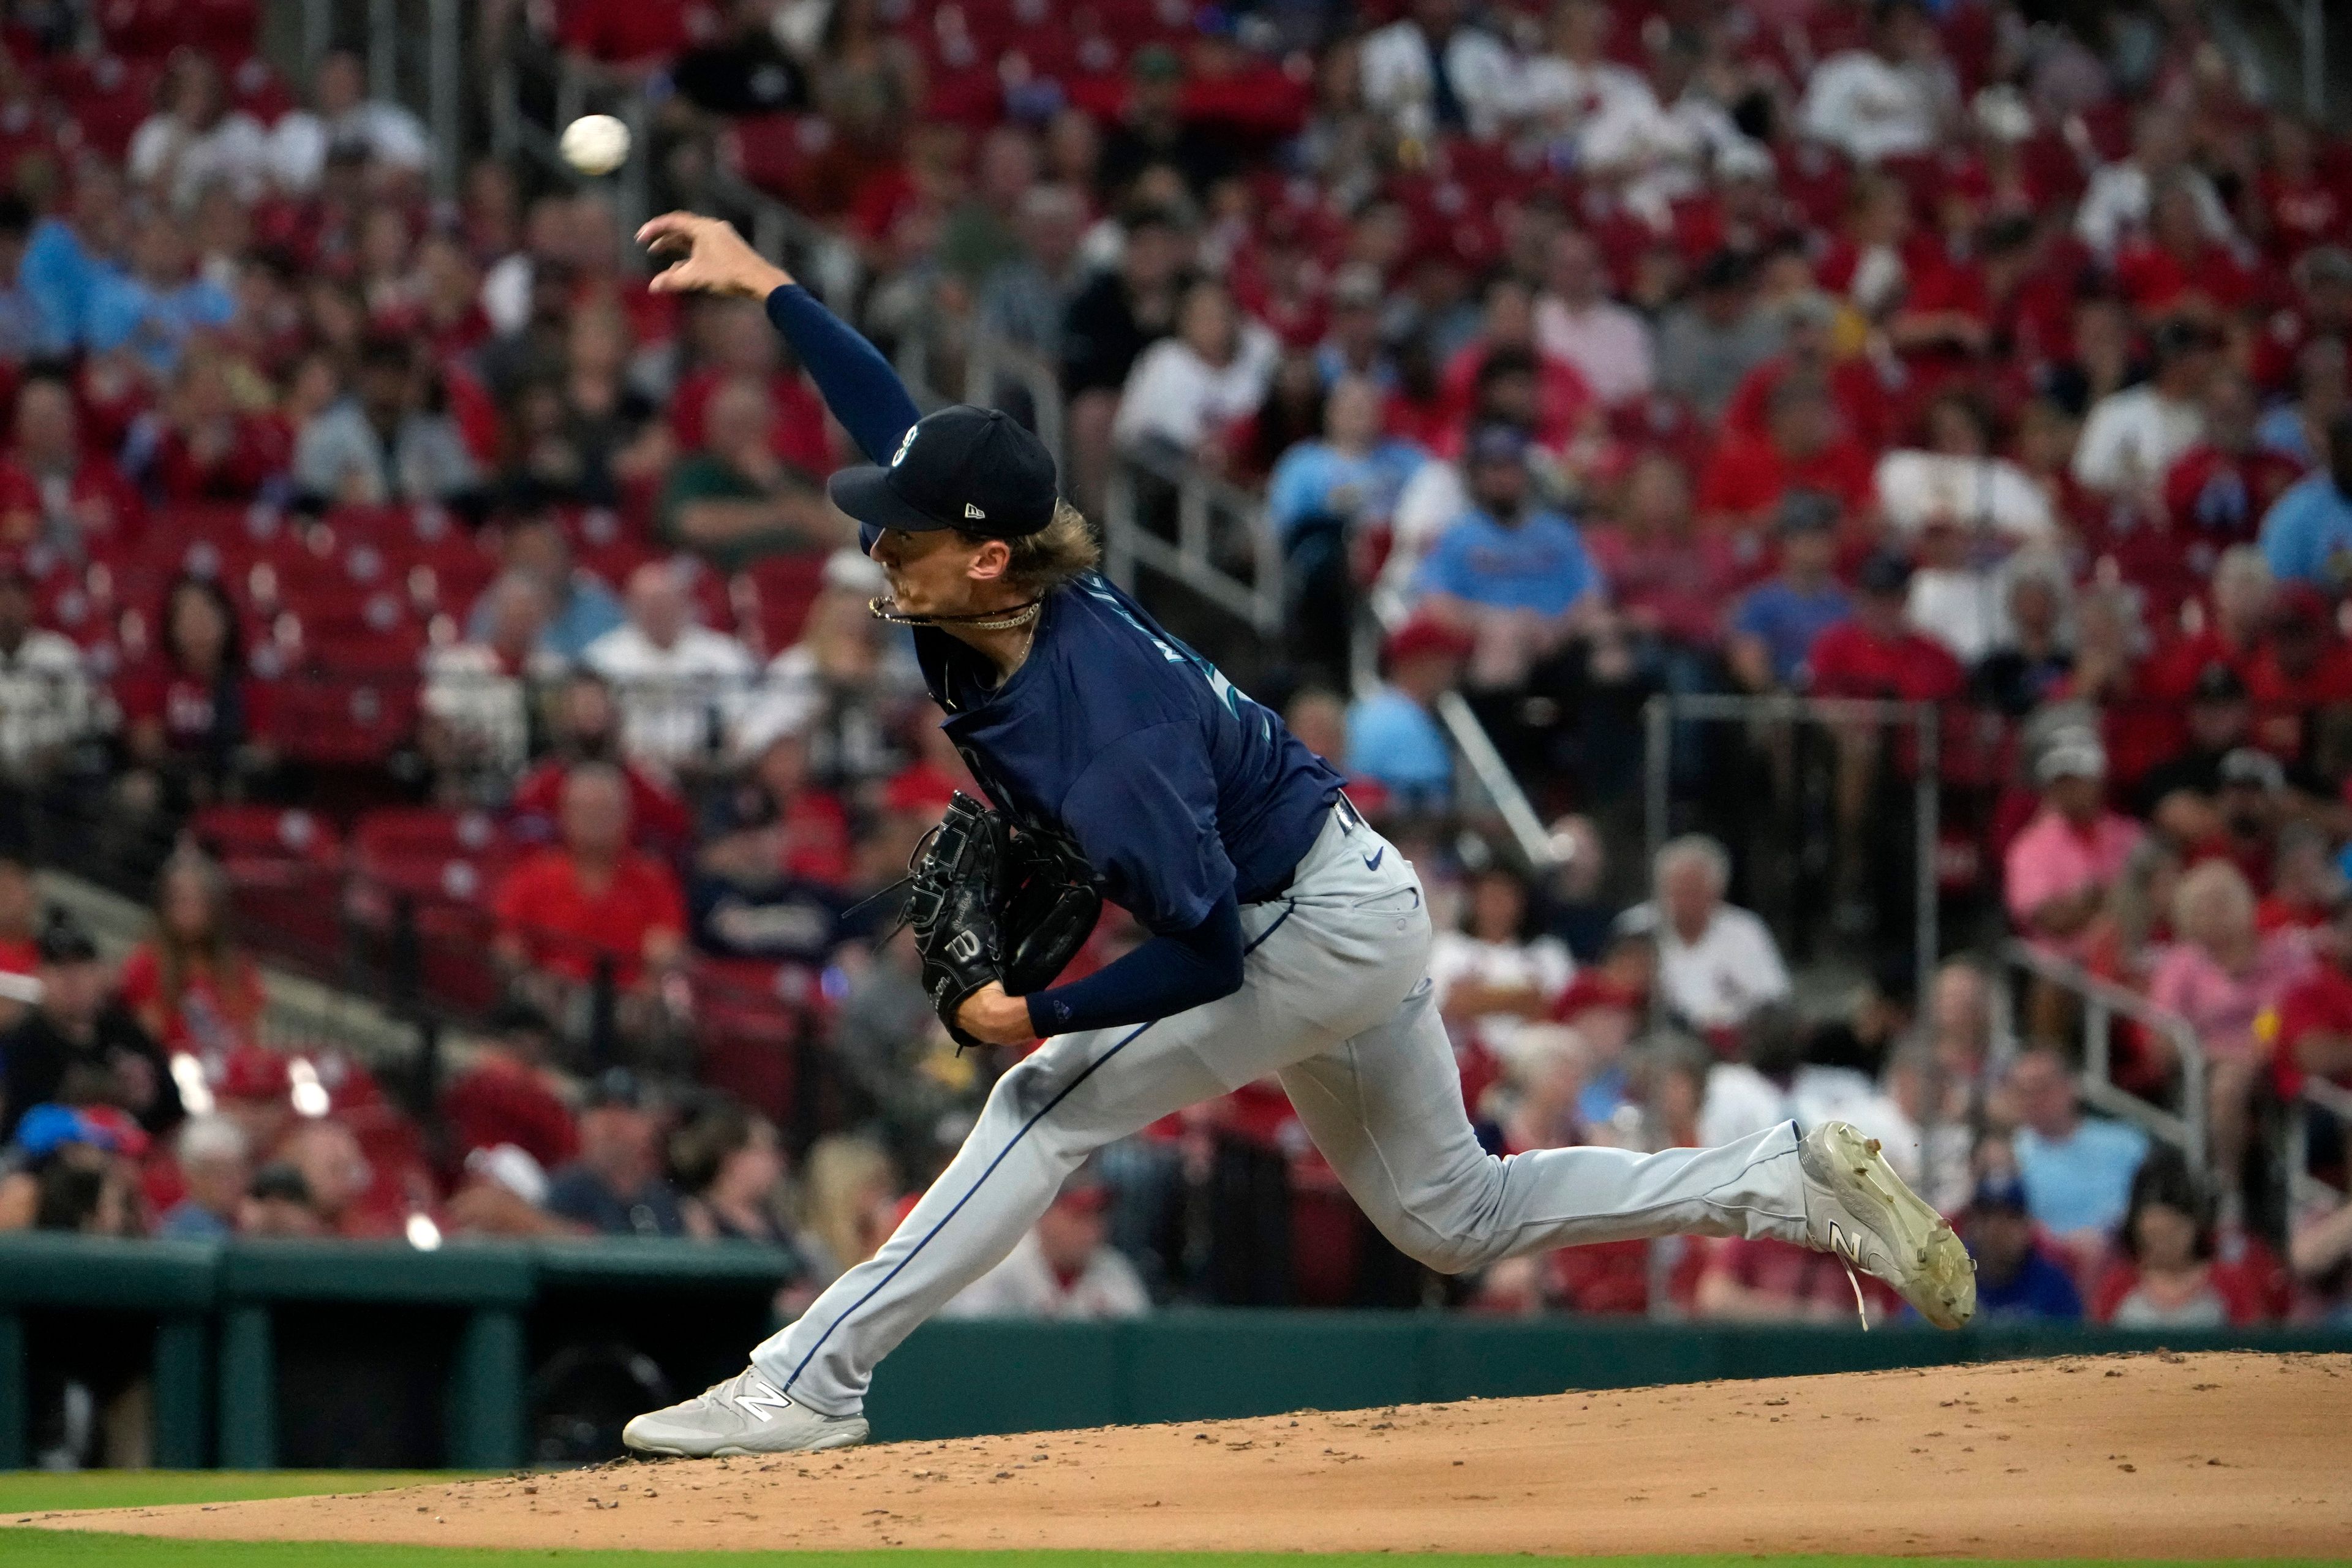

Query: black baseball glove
[[904, 792, 1101, 1050]]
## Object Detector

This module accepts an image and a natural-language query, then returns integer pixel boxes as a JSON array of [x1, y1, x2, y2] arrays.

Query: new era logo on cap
[[829, 405, 1058, 539]]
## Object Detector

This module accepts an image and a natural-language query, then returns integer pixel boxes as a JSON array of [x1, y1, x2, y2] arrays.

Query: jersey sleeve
[[1057, 722, 1238, 933], [763, 284, 921, 466]]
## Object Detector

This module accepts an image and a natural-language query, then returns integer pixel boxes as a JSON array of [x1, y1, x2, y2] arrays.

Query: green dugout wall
[[3, 1235, 2346, 1468]]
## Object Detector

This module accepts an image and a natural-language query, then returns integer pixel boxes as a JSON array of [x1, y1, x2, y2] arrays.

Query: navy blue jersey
[[913, 573, 1342, 932]]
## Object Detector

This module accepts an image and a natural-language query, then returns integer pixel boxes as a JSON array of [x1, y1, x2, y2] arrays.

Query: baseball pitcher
[[620, 214, 1975, 1458]]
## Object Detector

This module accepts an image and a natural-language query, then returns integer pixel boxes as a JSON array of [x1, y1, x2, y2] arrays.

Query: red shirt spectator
[[1580, 454, 1763, 647], [509, 753, 693, 856], [492, 764, 687, 989], [669, 365, 834, 477], [1806, 555, 1966, 702], [2269, 935, 2352, 1099], [558, 0, 713, 64], [120, 851, 270, 1055], [2164, 445, 2305, 550], [439, 1001, 580, 1173], [1697, 377, 1877, 535], [2241, 584, 2352, 761], [0, 376, 145, 550]]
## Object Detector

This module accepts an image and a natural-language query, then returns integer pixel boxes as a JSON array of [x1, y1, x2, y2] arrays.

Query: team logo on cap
[[891, 427, 918, 468]]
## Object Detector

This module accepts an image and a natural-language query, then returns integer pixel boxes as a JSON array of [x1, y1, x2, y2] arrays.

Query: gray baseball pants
[[752, 805, 1814, 1415]]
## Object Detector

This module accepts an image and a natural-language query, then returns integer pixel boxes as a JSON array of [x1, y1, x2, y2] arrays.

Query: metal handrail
[[1998, 938, 2209, 1172], [2285, 1076, 2352, 1213]]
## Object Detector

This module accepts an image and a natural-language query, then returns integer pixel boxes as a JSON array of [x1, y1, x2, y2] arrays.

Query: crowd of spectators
[[0, 0, 2346, 1349]]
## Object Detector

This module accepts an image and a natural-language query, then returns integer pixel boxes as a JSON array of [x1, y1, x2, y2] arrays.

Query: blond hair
[[2171, 858, 2255, 954], [959, 499, 1101, 600]]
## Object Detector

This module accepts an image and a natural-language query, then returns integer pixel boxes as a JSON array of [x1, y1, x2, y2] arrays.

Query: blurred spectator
[[2007, 1047, 2150, 1270], [0, 853, 35, 991], [467, 503, 627, 660], [1964, 1172, 2084, 1320], [2075, 107, 2235, 263], [1430, 864, 1574, 1065], [276, 1117, 393, 1239], [1533, 227, 1653, 408], [658, 375, 834, 568], [270, 49, 432, 191], [119, 850, 268, 1058], [1268, 375, 1423, 680], [492, 763, 687, 1023], [148, 351, 295, 503], [2256, 331, 2345, 470], [1410, 424, 1602, 690], [583, 562, 758, 772], [439, 999, 579, 1175], [1969, 558, 2075, 717], [2164, 373, 2302, 562], [1097, 46, 1229, 204], [0, 1103, 144, 1235], [2258, 412, 2352, 589], [545, 1071, 685, 1238], [128, 50, 273, 208], [1655, 251, 1784, 420], [0, 556, 92, 778], [797, 1133, 900, 1278], [507, 671, 696, 855], [0, 195, 37, 360], [0, 908, 178, 1143], [944, 1163, 1150, 1319], [2071, 320, 2212, 502], [19, 162, 130, 361], [2146, 860, 2309, 1210], [2005, 735, 2143, 962], [2090, 1147, 2266, 1326], [157, 1115, 251, 1241], [423, 570, 558, 781], [702, 672, 852, 870], [1698, 372, 1878, 535], [1618, 835, 1790, 1036], [1346, 616, 1468, 814], [83, 213, 234, 378], [673, 1103, 804, 1253], [1359, 0, 1517, 145], [1112, 279, 1278, 473], [1061, 208, 1189, 506], [293, 336, 480, 506], [1727, 495, 1850, 692], [978, 184, 1088, 362], [0, 373, 144, 553], [742, 549, 920, 795], [241, 1159, 321, 1237], [1796, 0, 1953, 166], [1807, 549, 1966, 700], [1875, 392, 2054, 545]]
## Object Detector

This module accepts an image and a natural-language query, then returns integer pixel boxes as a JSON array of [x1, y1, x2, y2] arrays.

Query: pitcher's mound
[[31, 1351, 2352, 1557]]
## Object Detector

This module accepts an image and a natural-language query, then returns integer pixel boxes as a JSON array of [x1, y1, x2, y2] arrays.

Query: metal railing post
[[2173, 1017, 2207, 1173], [1643, 694, 1670, 878], [427, 0, 462, 204], [1914, 703, 1939, 997], [368, 0, 398, 103]]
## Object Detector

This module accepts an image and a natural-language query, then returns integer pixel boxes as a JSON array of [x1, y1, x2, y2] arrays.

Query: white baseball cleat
[[622, 1367, 870, 1458], [1796, 1120, 1977, 1330]]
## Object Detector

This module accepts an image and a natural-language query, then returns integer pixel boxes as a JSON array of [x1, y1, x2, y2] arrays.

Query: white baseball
[[560, 114, 631, 177]]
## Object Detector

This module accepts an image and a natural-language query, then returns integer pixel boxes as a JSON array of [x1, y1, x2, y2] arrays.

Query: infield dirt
[[26, 1352, 2350, 1558]]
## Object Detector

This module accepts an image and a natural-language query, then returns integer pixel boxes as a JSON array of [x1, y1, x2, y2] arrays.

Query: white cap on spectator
[[822, 546, 887, 595], [2036, 736, 2107, 785], [733, 687, 819, 761], [466, 1143, 550, 1207], [1972, 85, 2036, 143]]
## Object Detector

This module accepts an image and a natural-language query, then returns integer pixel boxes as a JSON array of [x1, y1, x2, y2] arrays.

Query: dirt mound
[[26, 1352, 2350, 1557]]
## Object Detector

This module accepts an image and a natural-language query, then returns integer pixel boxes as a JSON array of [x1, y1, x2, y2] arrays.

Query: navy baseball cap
[[829, 405, 1059, 540]]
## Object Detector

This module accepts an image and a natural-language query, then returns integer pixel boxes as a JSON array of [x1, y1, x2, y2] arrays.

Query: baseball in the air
[[560, 113, 631, 176]]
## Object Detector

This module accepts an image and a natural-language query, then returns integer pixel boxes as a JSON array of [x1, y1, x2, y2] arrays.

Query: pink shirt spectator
[[2146, 933, 2313, 1065], [2003, 809, 2144, 957]]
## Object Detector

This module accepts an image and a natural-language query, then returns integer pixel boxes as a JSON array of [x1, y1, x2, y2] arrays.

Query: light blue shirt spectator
[[1265, 437, 1425, 541], [2259, 470, 2352, 588], [2255, 405, 2316, 467], [2015, 1116, 2149, 1238], [468, 570, 627, 663], [19, 216, 116, 357], [81, 270, 234, 375], [1344, 686, 1453, 809], [1411, 507, 1601, 616], [157, 1200, 236, 1241], [1731, 579, 1852, 685]]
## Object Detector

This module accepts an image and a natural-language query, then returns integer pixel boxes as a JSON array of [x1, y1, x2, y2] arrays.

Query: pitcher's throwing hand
[[636, 212, 793, 298]]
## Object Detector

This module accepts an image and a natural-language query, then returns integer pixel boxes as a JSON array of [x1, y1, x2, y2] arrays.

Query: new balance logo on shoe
[[731, 1377, 794, 1422], [1826, 1219, 1863, 1267]]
